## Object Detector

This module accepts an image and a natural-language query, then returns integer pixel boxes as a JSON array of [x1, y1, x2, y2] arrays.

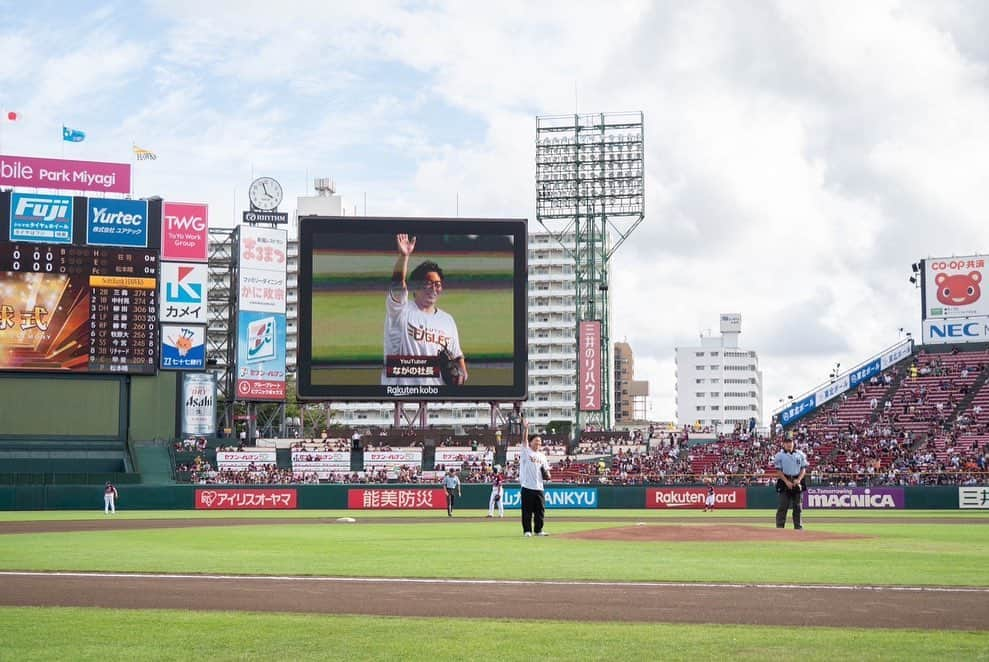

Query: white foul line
[[0, 571, 986, 594]]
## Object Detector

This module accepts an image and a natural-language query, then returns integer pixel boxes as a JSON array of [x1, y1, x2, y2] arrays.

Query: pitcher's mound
[[563, 524, 869, 542]]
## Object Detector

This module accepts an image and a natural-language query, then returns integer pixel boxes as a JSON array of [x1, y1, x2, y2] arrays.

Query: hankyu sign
[[502, 487, 598, 509], [578, 320, 601, 411], [922, 317, 989, 345], [9, 193, 74, 243], [803, 487, 905, 509], [195, 489, 297, 509], [646, 487, 747, 509], [160, 262, 208, 323], [347, 488, 445, 509], [923, 255, 988, 319], [958, 486, 989, 509], [181, 372, 216, 436], [161, 324, 206, 370], [86, 198, 148, 247], [162, 202, 208, 262], [0, 154, 131, 194]]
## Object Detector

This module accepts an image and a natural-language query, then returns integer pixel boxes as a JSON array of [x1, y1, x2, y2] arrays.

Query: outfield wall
[[0, 484, 981, 511]]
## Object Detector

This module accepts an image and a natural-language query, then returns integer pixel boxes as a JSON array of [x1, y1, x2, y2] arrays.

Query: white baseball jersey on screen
[[382, 287, 463, 385]]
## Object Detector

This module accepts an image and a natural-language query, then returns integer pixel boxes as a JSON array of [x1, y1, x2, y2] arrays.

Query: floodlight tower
[[535, 112, 645, 433]]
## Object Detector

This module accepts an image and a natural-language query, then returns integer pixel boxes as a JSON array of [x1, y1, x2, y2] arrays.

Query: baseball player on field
[[103, 482, 118, 515], [487, 465, 505, 518], [382, 233, 468, 386], [704, 485, 715, 512]]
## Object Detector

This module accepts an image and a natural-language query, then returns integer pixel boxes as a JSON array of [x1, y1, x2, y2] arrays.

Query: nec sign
[[923, 318, 989, 345]]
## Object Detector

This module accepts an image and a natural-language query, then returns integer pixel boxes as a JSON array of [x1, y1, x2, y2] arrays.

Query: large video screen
[[297, 216, 527, 401], [0, 241, 158, 374]]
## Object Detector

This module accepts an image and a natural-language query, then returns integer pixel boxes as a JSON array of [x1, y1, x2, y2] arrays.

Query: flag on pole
[[4, 111, 20, 122], [62, 126, 85, 142], [132, 144, 158, 160]]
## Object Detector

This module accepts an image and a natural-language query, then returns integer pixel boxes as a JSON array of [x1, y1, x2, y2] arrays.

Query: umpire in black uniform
[[773, 435, 809, 529]]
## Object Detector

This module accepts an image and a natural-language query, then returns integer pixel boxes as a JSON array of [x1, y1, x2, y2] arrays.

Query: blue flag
[[62, 126, 85, 142]]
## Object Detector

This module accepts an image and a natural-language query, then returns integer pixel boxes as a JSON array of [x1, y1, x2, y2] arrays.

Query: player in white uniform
[[382, 234, 468, 386]]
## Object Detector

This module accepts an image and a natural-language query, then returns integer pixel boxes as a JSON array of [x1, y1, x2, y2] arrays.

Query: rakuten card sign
[[646, 487, 747, 509], [195, 488, 297, 509], [0, 154, 131, 194], [162, 202, 208, 261]]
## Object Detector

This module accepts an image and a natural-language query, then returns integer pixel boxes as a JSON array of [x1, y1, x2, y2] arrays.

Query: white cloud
[[3, 1, 989, 425]]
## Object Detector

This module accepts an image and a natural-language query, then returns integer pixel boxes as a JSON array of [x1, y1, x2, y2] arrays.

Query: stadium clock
[[249, 176, 283, 211]]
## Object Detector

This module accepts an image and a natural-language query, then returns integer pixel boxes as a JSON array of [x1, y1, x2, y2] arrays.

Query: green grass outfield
[[1, 510, 987, 660], [1, 509, 987, 586], [0, 608, 986, 662]]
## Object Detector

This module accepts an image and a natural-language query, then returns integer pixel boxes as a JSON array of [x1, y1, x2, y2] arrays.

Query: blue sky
[[3, 0, 989, 421]]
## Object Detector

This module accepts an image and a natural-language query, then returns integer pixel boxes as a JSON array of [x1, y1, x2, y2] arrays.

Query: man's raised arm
[[392, 234, 416, 290]]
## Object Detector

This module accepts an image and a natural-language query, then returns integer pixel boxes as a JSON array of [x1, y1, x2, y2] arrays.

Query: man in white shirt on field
[[518, 428, 551, 537]]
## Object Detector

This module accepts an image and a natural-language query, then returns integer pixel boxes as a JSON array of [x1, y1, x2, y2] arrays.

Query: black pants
[[520, 487, 545, 534], [776, 489, 803, 528], [446, 488, 457, 515]]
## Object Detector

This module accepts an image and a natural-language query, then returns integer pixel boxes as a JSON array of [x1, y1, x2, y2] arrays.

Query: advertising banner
[[803, 487, 905, 509], [291, 452, 351, 479], [364, 450, 424, 466], [9, 193, 74, 243], [880, 341, 913, 370], [239, 267, 287, 313], [719, 313, 741, 333], [195, 488, 296, 510], [181, 372, 216, 436], [814, 375, 850, 408], [216, 450, 278, 467], [160, 262, 208, 323], [238, 225, 287, 272], [923, 255, 988, 319], [347, 488, 446, 509], [778, 394, 816, 426], [161, 324, 206, 370], [578, 320, 601, 411], [848, 359, 881, 389], [162, 202, 208, 262], [235, 311, 287, 400], [958, 486, 989, 509], [645, 487, 747, 509], [502, 487, 598, 509], [86, 198, 149, 247], [0, 154, 131, 194], [922, 317, 989, 345]]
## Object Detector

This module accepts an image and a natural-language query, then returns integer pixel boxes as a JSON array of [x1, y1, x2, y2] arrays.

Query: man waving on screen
[[382, 234, 468, 387]]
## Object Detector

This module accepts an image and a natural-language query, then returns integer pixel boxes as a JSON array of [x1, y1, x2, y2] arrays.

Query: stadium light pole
[[535, 112, 645, 435]]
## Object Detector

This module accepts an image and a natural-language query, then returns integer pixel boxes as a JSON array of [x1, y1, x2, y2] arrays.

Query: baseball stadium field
[[0, 509, 987, 661]]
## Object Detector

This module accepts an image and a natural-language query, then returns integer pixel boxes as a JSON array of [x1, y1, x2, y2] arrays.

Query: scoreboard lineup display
[[0, 191, 164, 375]]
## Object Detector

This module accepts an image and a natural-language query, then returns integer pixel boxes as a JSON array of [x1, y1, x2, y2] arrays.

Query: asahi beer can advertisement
[[182, 372, 217, 436]]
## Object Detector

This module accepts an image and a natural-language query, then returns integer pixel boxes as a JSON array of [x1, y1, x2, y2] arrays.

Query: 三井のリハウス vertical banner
[[578, 320, 601, 411]]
